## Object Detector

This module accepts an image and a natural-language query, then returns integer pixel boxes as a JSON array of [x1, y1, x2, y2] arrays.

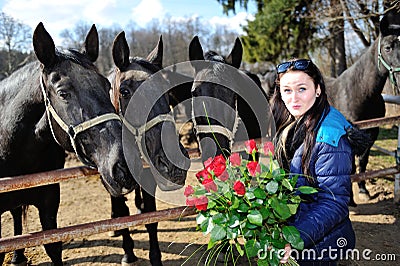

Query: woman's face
[[279, 71, 320, 119]]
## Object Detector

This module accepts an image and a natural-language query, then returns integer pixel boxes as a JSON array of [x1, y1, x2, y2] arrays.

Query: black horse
[[325, 11, 400, 201], [0, 23, 141, 265], [188, 36, 273, 163], [108, 32, 190, 266]]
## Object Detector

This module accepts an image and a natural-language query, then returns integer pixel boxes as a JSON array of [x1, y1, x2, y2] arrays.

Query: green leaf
[[210, 224, 227, 242], [254, 187, 267, 199], [246, 221, 258, 229], [282, 225, 304, 250], [247, 210, 263, 226], [208, 199, 216, 209], [244, 239, 261, 258], [226, 227, 239, 239], [230, 196, 240, 209], [271, 228, 280, 239], [260, 208, 270, 219], [235, 242, 244, 256], [271, 197, 291, 220], [290, 175, 299, 187], [238, 203, 249, 213], [287, 204, 298, 214], [212, 213, 227, 225], [228, 214, 240, 228], [265, 180, 279, 194], [193, 188, 207, 196], [243, 227, 255, 238], [245, 191, 255, 200], [205, 217, 214, 235], [297, 186, 318, 194], [282, 178, 293, 191], [224, 191, 233, 201], [257, 258, 269, 266], [196, 213, 207, 225]]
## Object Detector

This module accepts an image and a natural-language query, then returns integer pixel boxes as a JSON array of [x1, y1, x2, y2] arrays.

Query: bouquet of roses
[[184, 139, 318, 266]]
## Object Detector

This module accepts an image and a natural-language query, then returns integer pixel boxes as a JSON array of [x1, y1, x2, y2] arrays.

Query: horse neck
[[0, 62, 43, 114], [340, 40, 387, 94], [0, 62, 61, 176]]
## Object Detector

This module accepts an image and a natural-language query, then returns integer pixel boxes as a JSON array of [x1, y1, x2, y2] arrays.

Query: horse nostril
[[113, 162, 136, 192]]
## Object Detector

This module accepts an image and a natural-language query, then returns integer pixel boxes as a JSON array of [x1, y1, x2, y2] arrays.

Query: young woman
[[271, 58, 368, 265]]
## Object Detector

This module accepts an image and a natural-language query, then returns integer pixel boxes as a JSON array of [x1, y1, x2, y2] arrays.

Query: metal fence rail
[[0, 206, 196, 253]]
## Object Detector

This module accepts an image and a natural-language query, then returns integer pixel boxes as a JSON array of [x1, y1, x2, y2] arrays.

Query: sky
[[0, 0, 256, 45]]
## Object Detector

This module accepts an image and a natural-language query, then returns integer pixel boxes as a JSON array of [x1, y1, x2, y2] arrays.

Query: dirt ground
[[1, 121, 400, 266]]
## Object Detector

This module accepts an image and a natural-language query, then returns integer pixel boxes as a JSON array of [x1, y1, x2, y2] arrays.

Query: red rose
[[263, 141, 275, 156], [202, 178, 218, 192], [247, 161, 261, 176], [206, 155, 226, 177], [196, 169, 211, 181], [218, 170, 229, 181], [186, 197, 196, 206], [233, 181, 246, 196], [184, 185, 195, 197], [245, 139, 258, 154], [229, 153, 241, 167], [195, 196, 208, 211], [204, 157, 213, 168]]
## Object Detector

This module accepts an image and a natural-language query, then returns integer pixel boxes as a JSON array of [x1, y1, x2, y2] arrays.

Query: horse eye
[[57, 90, 70, 100], [384, 45, 392, 53], [120, 88, 131, 99]]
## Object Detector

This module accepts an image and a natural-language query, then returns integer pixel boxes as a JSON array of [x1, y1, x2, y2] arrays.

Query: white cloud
[[209, 12, 254, 34], [1, 0, 253, 45], [2, 0, 120, 44], [131, 0, 164, 28]]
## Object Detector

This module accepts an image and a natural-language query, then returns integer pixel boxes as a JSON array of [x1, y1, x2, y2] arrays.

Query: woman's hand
[[280, 243, 292, 264]]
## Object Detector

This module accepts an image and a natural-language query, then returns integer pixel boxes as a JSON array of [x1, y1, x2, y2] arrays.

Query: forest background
[[0, 0, 398, 82]]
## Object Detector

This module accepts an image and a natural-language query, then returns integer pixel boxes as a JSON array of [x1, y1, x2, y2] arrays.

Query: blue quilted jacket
[[289, 107, 356, 261]]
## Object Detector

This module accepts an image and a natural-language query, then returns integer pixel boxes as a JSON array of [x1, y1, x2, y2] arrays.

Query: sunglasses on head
[[276, 59, 311, 74]]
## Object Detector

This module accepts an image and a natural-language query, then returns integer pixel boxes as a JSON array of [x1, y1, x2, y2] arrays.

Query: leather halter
[[377, 36, 400, 93], [191, 100, 238, 153], [112, 68, 175, 164], [122, 113, 175, 164], [40, 74, 121, 168]]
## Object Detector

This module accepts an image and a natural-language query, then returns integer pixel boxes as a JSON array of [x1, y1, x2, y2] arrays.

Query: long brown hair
[[271, 59, 330, 176]]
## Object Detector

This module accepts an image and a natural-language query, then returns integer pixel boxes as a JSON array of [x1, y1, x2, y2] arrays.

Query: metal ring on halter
[[40, 74, 122, 168], [191, 99, 239, 153]]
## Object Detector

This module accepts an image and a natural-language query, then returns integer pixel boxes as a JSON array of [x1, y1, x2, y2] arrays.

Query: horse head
[[377, 10, 400, 94], [33, 22, 140, 197], [189, 36, 244, 162], [110, 32, 189, 191]]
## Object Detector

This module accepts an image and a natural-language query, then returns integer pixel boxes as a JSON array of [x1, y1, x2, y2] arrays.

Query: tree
[[241, 0, 317, 63], [217, 0, 398, 77], [0, 12, 32, 76]]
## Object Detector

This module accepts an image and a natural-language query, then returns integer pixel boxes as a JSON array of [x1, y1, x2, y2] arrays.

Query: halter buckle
[[68, 125, 77, 139]]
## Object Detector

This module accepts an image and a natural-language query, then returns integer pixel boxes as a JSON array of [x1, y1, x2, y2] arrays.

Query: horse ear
[[33, 22, 56, 68], [380, 10, 400, 37], [225, 37, 243, 69], [112, 31, 130, 70], [147, 35, 163, 68], [82, 24, 99, 62], [189, 36, 205, 69]]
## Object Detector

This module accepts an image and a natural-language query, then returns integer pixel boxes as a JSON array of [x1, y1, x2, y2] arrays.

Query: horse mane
[[129, 57, 162, 73], [55, 48, 99, 72]]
